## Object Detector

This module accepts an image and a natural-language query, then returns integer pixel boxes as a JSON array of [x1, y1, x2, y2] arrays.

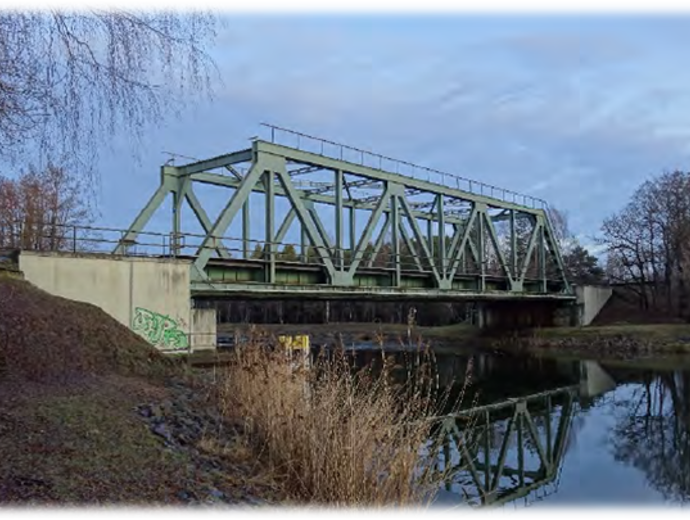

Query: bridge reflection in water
[[433, 385, 576, 507], [339, 346, 615, 508], [429, 360, 614, 507]]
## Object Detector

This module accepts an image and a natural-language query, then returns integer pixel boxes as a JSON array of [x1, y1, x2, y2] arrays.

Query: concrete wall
[[576, 285, 613, 326], [18, 251, 203, 352], [190, 308, 217, 351]]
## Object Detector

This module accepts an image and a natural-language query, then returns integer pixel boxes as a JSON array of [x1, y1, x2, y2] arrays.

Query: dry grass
[[218, 333, 459, 507]]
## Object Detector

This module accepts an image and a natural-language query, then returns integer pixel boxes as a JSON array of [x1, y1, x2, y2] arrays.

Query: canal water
[[338, 343, 690, 508]]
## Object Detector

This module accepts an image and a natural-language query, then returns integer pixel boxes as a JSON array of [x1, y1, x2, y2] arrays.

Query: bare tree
[[600, 170, 690, 318], [0, 11, 216, 171], [0, 162, 92, 251]]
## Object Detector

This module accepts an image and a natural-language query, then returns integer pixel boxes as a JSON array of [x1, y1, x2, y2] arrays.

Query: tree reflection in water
[[609, 371, 690, 503]]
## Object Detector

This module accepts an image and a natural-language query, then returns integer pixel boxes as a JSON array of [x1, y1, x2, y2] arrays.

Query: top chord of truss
[[258, 122, 548, 210]]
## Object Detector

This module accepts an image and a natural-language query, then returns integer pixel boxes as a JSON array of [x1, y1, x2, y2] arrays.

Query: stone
[[135, 376, 276, 507], [152, 423, 173, 444]]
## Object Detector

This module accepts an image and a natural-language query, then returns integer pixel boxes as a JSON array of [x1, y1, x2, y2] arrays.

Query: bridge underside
[[114, 125, 573, 301]]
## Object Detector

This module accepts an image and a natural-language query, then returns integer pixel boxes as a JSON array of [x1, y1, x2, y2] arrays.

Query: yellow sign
[[278, 334, 310, 351]]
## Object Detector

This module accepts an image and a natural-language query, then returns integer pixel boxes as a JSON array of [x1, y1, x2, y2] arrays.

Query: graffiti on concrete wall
[[131, 306, 188, 350]]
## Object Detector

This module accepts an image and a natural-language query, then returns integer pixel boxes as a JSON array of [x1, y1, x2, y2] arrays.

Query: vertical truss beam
[[477, 203, 486, 292], [242, 199, 250, 259], [438, 195, 446, 278], [117, 141, 572, 296], [264, 170, 276, 283], [510, 209, 517, 279], [335, 169, 344, 270], [349, 205, 356, 267], [391, 189, 401, 286]]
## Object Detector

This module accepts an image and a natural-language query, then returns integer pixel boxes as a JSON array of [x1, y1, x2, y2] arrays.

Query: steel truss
[[436, 385, 576, 507], [115, 125, 571, 297]]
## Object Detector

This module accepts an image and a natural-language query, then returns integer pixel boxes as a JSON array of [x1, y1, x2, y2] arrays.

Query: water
[[340, 343, 690, 508]]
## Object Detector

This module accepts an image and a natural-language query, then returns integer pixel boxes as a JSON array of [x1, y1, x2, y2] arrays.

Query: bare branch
[[0, 10, 217, 173]]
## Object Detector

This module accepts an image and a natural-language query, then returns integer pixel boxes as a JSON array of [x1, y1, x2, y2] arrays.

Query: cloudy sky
[[99, 14, 690, 253]]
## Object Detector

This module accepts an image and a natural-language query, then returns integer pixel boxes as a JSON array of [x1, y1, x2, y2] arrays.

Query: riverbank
[[488, 323, 690, 367], [0, 278, 281, 506], [0, 372, 282, 505], [213, 321, 690, 367]]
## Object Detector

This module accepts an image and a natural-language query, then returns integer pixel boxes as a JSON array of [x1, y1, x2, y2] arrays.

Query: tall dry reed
[[218, 333, 459, 506]]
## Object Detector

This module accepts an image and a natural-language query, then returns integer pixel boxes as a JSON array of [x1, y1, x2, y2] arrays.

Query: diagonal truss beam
[[191, 159, 268, 277], [397, 193, 443, 285], [275, 170, 337, 280], [185, 186, 232, 259], [117, 137, 572, 296], [365, 214, 391, 269], [348, 185, 393, 276]]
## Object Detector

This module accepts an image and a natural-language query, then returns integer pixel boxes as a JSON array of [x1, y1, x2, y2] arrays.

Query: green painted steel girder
[[190, 281, 575, 301], [114, 131, 572, 298], [255, 140, 542, 214]]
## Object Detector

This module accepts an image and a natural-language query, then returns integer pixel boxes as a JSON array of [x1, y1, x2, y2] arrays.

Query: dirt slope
[[0, 276, 180, 382]]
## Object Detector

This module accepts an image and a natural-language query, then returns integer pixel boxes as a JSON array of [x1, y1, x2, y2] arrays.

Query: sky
[[97, 13, 690, 256]]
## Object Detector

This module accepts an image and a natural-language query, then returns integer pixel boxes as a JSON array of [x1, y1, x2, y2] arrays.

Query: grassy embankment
[[509, 324, 690, 369], [423, 321, 690, 366]]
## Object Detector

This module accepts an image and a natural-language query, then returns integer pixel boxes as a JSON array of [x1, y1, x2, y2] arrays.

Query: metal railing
[[259, 123, 548, 210], [0, 221, 560, 281]]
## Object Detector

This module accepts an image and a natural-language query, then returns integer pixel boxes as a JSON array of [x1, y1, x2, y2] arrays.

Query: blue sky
[[98, 14, 690, 255]]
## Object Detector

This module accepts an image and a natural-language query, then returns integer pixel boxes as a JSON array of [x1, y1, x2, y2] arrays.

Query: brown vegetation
[[0, 163, 93, 252], [217, 336, 457, 506], [0, 278, 283, 505]]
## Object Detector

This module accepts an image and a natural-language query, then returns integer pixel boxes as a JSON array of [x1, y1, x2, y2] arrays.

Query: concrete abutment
[[18, 251, 216, 352]]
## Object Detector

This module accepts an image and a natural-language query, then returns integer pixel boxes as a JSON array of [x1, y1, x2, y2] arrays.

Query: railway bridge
[[7, 124, 581, 350], [117, 124, 572, 303]]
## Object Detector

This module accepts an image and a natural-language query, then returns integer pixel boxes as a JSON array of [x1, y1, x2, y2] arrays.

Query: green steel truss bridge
[[114, 124, 573, 301]]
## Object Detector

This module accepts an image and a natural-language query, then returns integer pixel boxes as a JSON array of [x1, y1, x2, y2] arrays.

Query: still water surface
[[342, 344, 690, 508]]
